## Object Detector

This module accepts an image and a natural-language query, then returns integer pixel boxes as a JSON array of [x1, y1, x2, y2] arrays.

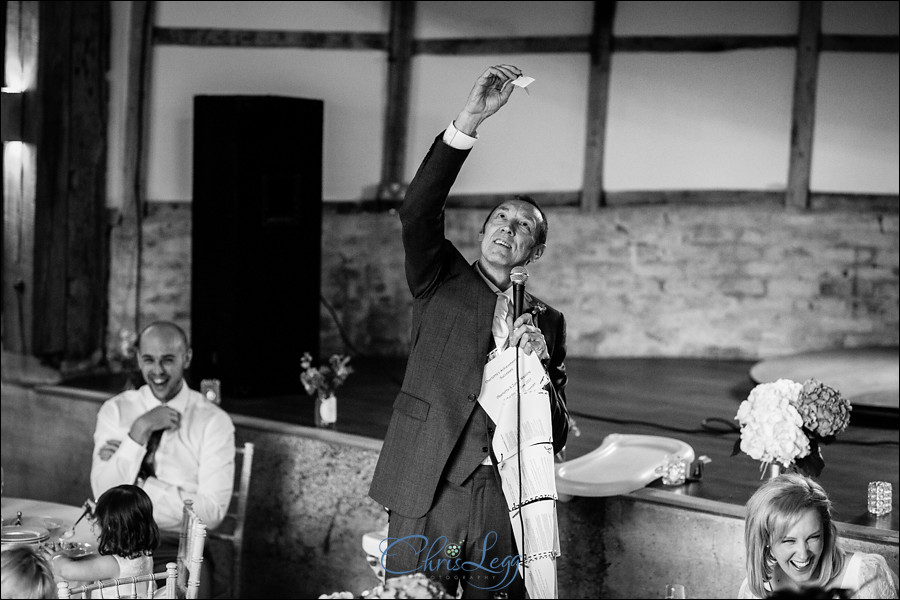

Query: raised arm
[[453, 64, 523, 136], [90, 403, 180, 499], [400, 65, 523, 298], [140, 411, 235, 531]]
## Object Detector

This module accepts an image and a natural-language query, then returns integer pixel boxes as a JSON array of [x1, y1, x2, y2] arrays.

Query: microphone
[[510, 266, 529, 320]]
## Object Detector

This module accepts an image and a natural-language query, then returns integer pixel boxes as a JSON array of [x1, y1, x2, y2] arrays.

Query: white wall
[[146, 46, 388, 201], [406, 54, 591, 195], [145, 1, 389, 202], [136, 0, 900, 203], [604, 49, 795, 191], [812, 52, 900, 194]]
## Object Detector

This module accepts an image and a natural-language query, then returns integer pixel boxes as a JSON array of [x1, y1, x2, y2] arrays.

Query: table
[[1, 497, 94, 544]]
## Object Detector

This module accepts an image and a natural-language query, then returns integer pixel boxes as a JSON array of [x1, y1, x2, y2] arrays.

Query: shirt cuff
[[119, 434, 149, 461], [442, 121, 478, 150]]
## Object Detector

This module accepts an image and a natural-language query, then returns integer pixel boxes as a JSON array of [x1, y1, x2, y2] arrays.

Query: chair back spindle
[[57, 561, 177, 599]]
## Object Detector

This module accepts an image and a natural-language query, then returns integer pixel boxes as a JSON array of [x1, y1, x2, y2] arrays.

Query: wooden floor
[[63, 355, 899, 531]]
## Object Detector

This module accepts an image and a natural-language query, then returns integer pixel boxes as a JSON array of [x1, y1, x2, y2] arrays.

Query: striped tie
[[492, 294, 511, 350]]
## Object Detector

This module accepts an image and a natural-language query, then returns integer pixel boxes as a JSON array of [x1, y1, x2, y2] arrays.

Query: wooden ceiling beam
[[153, 27, 388, 50], [581, 1, 615, 211], [377, 1, 415, 203], [786, 0, 822, 211]]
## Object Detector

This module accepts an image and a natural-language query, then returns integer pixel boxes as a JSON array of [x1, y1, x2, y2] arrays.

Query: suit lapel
[[524, 291, 534, 313], [473, 272, 498, 366]]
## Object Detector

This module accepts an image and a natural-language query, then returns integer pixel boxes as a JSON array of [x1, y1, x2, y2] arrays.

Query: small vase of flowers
[[734, 378, 851, 478], [300, 352, 353, 429]]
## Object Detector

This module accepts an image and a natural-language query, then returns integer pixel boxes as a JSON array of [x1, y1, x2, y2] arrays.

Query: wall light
[[1, 89, 24, 142]]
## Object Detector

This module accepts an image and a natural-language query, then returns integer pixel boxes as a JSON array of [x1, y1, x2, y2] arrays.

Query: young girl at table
[[52, 484, 159, 598], [1, 546, 57, 599], [739, 473, 899, 599]]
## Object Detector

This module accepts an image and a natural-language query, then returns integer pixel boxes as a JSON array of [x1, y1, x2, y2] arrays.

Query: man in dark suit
[[369, 65, 569, 598]]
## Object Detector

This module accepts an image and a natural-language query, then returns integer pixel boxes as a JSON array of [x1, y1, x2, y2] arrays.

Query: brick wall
[[107, 201, 899, 360]]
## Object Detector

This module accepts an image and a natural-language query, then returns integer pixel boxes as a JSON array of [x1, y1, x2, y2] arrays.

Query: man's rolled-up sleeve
[[142, 411, 236, 531], [90, 401, 145, 500]]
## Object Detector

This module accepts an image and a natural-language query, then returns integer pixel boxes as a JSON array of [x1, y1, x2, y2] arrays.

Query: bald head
[[137, 321, 192, 402], [138, 321, 189, 351]]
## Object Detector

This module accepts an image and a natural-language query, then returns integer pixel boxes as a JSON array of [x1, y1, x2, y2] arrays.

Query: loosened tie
[[137, 429, 164, 481]]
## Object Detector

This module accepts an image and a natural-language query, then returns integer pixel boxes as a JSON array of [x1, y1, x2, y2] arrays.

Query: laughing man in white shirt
[[90, 321, 234, 592]]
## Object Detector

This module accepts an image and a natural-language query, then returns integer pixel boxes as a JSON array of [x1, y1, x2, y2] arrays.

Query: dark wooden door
[[192, 95, 322, 397]]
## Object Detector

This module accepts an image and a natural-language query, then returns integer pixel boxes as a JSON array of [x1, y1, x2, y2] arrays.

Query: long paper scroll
[[477, 346, 559, 599]]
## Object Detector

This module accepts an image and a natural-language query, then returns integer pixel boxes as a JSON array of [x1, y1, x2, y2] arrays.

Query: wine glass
[[665, 583, 686, 599]]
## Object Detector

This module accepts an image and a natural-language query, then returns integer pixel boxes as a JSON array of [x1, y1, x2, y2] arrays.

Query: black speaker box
[[192, 95, 323, 397]]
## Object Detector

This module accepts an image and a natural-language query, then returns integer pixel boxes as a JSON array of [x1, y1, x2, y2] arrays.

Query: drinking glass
[[868, 481, 892, 515], [661, 455, 687, 486], [665, 583, 686, 599]]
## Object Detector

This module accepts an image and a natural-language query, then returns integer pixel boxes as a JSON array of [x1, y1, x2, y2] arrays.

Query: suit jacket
[[368, 134, 569, 518]]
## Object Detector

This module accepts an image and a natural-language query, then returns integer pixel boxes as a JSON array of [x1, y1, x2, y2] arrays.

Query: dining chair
[[177, 500, 207, 599], [362, 524, 389, 583], [207, 441, 254, 599], [57, 561, 177, 599]]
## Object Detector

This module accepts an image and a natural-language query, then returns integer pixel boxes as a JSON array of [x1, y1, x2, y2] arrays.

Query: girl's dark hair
[[94, 485, 160, 559]]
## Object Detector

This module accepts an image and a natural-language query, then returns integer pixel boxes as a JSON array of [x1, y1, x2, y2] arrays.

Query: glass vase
[[762, 462, 797, 480], [315, 392, 337, 429], [762, 463, 783, 480]]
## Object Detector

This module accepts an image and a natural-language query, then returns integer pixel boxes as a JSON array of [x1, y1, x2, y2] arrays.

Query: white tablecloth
[[2, 496, 94, 543]]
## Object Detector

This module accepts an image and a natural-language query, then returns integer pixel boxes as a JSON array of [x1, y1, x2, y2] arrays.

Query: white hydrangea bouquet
[[734, 378, 851, 477]]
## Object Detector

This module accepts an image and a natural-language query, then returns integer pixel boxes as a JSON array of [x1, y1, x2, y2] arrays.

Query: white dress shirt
[[90, 383, 235, 532], [474, 263, 514, 464], [442, 121, 478, 150], [474, 262, 514, 351]]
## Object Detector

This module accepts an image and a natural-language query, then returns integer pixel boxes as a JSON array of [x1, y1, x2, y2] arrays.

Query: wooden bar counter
[[2, 357, 897, 598]]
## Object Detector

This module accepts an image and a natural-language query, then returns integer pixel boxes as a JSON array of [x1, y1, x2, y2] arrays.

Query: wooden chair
[[178, 500, 207, 599], [57, 562, 177, 599], [362, 524, 389, 582], [198, 381, 254, 597], [207, 442, 254, 599]]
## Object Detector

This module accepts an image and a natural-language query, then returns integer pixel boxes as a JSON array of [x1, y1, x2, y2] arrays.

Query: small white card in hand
[[512, 75, 535, 89]]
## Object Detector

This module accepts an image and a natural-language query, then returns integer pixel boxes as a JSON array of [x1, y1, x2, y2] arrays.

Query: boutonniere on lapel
[[527, 302, 547, 325], [527, 302, 547, 318]]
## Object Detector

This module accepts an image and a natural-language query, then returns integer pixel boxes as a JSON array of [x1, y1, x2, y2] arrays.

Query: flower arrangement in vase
[[733, 378, 851, 478], [300, 352, 353, 428]]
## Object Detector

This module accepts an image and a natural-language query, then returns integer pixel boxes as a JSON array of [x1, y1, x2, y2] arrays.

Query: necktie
[[137, 429, 164, 481], [492, 294, 511, 351]]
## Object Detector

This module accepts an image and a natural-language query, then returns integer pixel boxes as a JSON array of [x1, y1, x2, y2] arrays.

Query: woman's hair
[[94, 484, 160, 559], [0, 546, 57, 599], [744, 473, 845, 597]]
